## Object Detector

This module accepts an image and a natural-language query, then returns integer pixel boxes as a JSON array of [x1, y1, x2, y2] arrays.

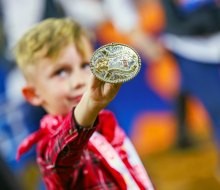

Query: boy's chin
[[58, 107, 75, 116]]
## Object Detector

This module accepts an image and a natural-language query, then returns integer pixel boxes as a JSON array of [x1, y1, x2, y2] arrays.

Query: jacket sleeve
[[40, 111, 98, 168]]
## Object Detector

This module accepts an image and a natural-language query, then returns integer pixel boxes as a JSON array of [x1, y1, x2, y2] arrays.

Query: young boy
[[15, 18, 154, 190]]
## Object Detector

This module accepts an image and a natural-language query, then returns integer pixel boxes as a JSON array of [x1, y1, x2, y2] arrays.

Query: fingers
[[90, 75, 102, 88], [111, 82, 122, 91], [90, 74, 122, 92]]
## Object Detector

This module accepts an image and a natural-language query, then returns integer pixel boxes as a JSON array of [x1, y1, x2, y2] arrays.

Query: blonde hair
[[14, 18, 88, 78]]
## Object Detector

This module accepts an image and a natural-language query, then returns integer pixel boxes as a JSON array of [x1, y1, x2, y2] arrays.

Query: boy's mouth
[[70, 95, 83, 104]]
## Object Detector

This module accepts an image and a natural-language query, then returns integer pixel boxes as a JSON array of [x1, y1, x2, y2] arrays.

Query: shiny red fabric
[[17, 110, 153, 190]]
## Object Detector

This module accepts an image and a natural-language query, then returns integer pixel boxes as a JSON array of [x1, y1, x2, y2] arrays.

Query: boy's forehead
[[40, 40, 92, 64], [47, 35, 92, 59]]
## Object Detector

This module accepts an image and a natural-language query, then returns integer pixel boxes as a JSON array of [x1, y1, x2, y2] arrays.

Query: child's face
[[28, 38, 93, 116]]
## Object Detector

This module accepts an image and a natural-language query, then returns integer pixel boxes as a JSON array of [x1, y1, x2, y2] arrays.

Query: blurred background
[[0, 0, 220, 189]]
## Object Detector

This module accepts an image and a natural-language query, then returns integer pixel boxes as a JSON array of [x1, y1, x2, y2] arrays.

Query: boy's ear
[[22, 85, 43, 106]]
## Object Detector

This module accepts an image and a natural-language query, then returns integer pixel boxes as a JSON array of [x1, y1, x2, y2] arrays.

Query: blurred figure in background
[[161, 0, 220, 170]]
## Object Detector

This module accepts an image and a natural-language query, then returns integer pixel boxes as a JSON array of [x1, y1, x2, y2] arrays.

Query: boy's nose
[[69, 72, 86, 89]]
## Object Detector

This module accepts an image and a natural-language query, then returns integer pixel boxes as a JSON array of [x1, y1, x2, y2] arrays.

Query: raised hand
[[74, 75, 122, 128], [87, 76, 122, 109]]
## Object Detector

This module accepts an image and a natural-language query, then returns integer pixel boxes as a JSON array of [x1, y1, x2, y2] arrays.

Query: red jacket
[[17, 110, 154, 190]]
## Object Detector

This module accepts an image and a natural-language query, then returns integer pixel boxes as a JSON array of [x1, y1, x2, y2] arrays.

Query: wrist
[[74, 92, 104, 128]]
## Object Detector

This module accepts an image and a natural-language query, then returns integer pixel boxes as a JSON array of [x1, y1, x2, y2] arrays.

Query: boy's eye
[[54, 68, 69, 77], [81, 62, 90, 70]]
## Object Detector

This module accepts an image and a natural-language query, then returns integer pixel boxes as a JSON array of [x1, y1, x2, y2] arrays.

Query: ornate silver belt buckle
[[90, 42, 141, 83]]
